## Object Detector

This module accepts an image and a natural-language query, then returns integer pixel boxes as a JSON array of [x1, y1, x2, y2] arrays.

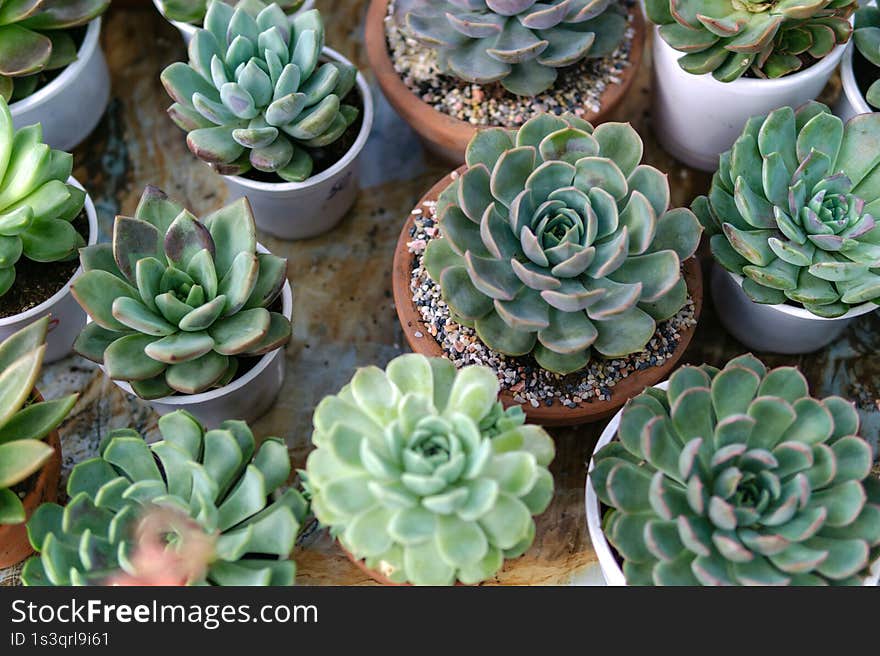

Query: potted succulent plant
[[0, 99, 99, 363], [2, 0, 111, 150], [647, 0, 855, 170], [0, 317, 78, 569], [693, 102, 880, 354], [22, 410, 307, 585], [303, 353, 556, 586], [160, 2, 374, 240], [70, 186, 293, 427], [153, 0, 315, 44], [393, 112, 704, 426], [364, 0, 646, 163], [835, 4, 879, 122], [586, 354, 880, 586]]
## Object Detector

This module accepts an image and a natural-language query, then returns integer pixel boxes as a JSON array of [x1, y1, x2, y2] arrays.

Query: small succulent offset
[[424, 113, 702, 375], [0, 98, 87, 298], [22, 411, 307, 586], [854, 5, 880, 109], [645, 0, 855, 81], [592, 354, 880, 585], [397, 0, 627, 96], [693, 102, 880, 317], [161, 0, 305, 25], [161, 3, 359, 182], [71, 186, 292, 400], [304, 354, 555, 585], [0, 318, 77, 527]]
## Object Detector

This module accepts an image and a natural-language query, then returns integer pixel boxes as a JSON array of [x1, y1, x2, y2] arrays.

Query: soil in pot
[[9, 26, 88, 103], [853, 47, 879, 109], [0, 211, 89, 319]]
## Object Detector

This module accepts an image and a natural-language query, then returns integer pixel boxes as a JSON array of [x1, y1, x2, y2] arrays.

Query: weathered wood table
[[2, 1, 878, 586]]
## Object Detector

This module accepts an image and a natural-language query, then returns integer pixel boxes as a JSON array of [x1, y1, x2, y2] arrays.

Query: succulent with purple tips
[[71, 186, 292, 400]]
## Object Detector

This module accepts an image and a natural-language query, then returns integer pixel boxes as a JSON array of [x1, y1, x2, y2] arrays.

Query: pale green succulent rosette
[[0, 97, 88, 298], [854, 6, 880, 109], [0, 0, 111, 102], [162, 0, 304, 25], [71, 186, 292, 400], [398, 0, 627, 96], [645, 0, 855, 82], [304, 354, 556, 586], [0, 317, 77, 526], [423, 112, 702, 375], [161, 2, 359, 182], [693, 102, 880, 318], [591, 354, 880, 586], [21, 410, 306, 586]]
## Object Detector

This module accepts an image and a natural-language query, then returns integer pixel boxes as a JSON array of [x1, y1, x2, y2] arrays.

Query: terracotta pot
[[392, 170, 703, 427], [365, 0, 646, 164], [0, 391, 63, 569]]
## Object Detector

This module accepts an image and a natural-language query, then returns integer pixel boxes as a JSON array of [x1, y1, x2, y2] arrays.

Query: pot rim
[[220, 47, 373, 193], [725, 269, 877, 321], [0, 177, 98, 328], [9, 19, 102, 115], [102, 242, 293, 406], [840, 42, 872, 116], [152, 0, 317, 37], [653, 22, 850, 89]]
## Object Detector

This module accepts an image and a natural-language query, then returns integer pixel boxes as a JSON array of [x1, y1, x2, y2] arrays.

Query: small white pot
[[585, 381, 880, 586], [712, 265, 876, 354], [221, 48, 373, 241], [0, 178, 97, 364], [106, 245, 293, 429], [153, 0, 316, 45], [9, 19, 110, 152], [834, 43, 872, 123], [652, 25, 849, 171]]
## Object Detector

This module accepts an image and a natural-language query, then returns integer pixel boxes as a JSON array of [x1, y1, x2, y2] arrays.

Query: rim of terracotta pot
[[840, 42, 872, 117], [391, 169, 704, 427], [364, 0, 646, 162], [725, 270, 877, 322], [0, 390, 63, 569], [0, 177, 98, 328], [220, 47, 374, 193], [152, 0, 317, 39]]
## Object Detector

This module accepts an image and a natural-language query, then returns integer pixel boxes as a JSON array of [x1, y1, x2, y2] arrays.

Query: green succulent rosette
[[304, 353, 556, 585], [161, 2, 360, 182], [854, 5, 880, 109], [591, 354, 880, 585], [646, 0, 855, 81], [693, 102, 880, 317], [424, 112, 702, 375], [22, 410, 307, 586], [161, 0, 305, 25], [397, 0, 627, 96], [71, 186, 292, 400]]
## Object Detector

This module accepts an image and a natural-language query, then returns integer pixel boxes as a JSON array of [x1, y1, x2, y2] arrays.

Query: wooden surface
[[2, 1, 878, 586]]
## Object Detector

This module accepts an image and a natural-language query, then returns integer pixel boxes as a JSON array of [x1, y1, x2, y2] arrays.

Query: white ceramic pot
[[153, 0, 316, 45], [834, 43, 872, 123], [9, 19, 110, 152], [711, 265, 876, 354], [107, 245, 293, 429], [222, 48, 374, 241], [0, 179, 98, 364], [652, 25, 849, 171], [585, 380, 880, 586]]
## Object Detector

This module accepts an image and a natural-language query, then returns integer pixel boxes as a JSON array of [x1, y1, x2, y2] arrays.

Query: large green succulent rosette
[[591, 354, 880, 586], [424, 112, 702, 375], [161, 0, 305, 25], [304, 354, 556, 585], [693, 102, 880, 317]]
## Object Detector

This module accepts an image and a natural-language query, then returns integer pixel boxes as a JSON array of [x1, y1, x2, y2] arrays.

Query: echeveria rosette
[[21, 410, 307, 586], [591, 354, 880, 586], [161, 3, 359, 182], [0, 0, 111, 102], [854, 6, 880, 109], [693, 102, 880, 318], [0, 97, 88, 298], [423, 113, 703, 375], [161, 0, 305, 25], [304, 354, 555, 586], [71, 186, 292, 400], [0, 317, 77, 526], [646, 0, 855, 82], [398, 0, 627, 96]]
